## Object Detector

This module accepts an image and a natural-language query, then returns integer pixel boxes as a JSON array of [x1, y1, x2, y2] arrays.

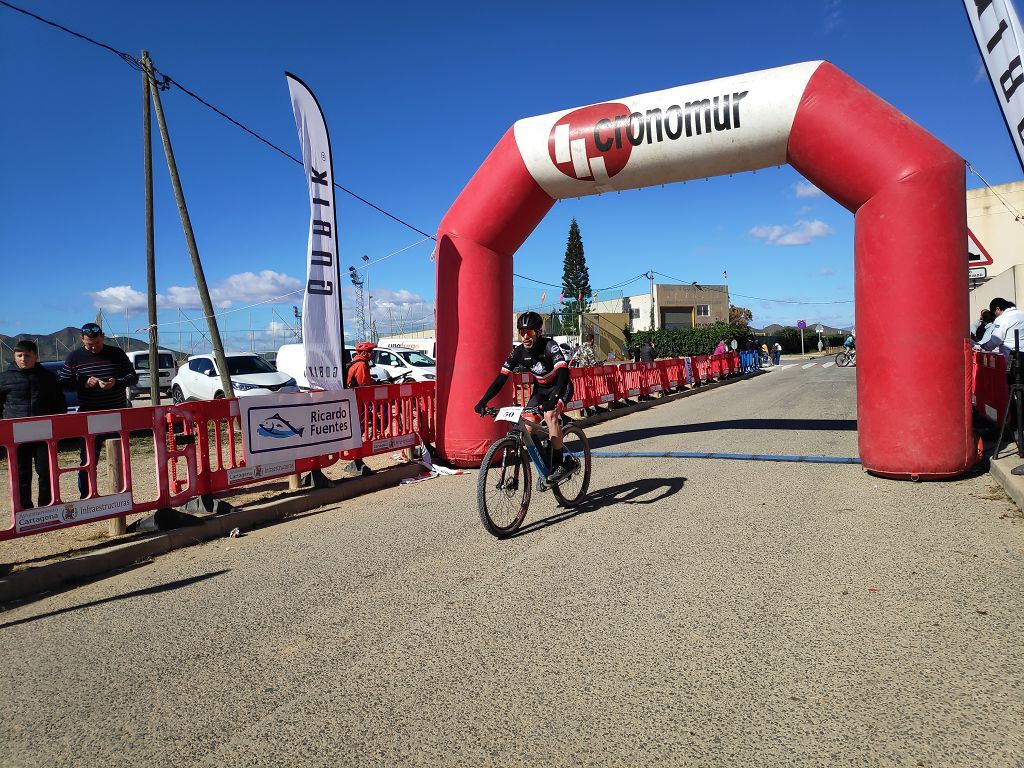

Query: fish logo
[[257, 413, 305, 439]]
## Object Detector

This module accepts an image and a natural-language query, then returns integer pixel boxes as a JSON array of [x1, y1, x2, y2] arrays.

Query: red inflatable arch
[[435, 61, 980, 479]]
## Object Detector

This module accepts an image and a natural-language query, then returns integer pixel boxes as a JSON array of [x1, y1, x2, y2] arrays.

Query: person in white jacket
[[977, 298, 1024, 359]]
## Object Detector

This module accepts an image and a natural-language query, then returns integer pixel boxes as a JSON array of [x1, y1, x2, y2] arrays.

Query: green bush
[[630, 322, 746, 358]]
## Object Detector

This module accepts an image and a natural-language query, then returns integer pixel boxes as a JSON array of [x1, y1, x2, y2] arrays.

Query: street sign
[[969, 266, 988, 280], [797, 320, 807, 329], [815, 324, 824, 333], [968, 227, 994, 268]]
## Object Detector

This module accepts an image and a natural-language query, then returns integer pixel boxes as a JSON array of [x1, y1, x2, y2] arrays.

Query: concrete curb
[[0, 370, 761, 606], [0, 462, 424, 607], [988, 450, 1024, 511]]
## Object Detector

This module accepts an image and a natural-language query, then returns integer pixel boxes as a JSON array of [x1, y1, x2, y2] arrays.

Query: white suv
[[171, 353, 299, 403], [371, 347, 436, 382]]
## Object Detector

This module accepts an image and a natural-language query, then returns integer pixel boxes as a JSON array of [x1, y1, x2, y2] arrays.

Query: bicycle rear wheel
[[477, 436, 532, 538], [835, 352, 848, 367], [552, 425, 591, 508]]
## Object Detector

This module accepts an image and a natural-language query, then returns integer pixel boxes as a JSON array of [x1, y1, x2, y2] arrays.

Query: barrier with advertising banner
[[239, 390, 361, 464]]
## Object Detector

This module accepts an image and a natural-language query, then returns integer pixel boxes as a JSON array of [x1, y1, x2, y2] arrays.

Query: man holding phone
[[59, 322, 138, 497]]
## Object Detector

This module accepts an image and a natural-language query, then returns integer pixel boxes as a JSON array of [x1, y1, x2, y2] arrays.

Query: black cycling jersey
[[500, 337, 569, 385], [478, 336, 573, 411]]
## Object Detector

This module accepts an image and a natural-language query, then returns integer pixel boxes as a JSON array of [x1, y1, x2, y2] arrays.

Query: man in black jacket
[[0, 340, 67, 508], [59, 323, 138, 497]]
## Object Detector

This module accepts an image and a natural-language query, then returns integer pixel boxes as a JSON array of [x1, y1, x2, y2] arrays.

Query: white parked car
[[126, 349, 177, 398], [371, 347, 436, 382], [170, 353, 299, 403], [275, 343, 386, 389]]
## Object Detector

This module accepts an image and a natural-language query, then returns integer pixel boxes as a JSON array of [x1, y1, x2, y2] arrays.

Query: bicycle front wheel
[[552, 425, 592, 508], [835, 352, 848, 367], [477, 436, 532, 538]]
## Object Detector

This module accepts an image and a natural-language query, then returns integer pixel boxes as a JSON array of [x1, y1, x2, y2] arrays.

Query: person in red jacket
[[344, 341, 377, 476], [346, 342, 376, 388]]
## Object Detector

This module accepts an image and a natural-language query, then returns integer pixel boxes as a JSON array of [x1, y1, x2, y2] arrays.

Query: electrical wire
[[653, 271, 853, 305], [967, 162, 1024, 223], [0, 0, 437, 241]]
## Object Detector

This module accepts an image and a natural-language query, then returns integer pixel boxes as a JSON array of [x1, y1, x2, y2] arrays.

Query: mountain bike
[[835, 349, 857, 367], [477, 406, 592, 538]]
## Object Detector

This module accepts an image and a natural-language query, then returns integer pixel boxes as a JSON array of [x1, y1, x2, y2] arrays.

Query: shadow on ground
[[0, 569, 229, 628], [586, 418, 858, 451], [509, 476, 687, 539]]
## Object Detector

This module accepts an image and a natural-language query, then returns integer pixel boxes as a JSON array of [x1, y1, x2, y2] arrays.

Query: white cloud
[[749, 219, 834, 247], [817, 267, 835, 276], [87, 285, 147, 313], [89, 270, 301, 313], [793, 181, 824, 198]]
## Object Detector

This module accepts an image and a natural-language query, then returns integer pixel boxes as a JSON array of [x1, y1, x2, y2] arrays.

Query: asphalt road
[[1, 367, 1022, 767]]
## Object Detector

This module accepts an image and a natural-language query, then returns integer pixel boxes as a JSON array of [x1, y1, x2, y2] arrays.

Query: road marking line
[[822, 361, 835, 368], [591, 451, 861, 465], [779, 364, 797, 370], [801, 363, 817, 369]]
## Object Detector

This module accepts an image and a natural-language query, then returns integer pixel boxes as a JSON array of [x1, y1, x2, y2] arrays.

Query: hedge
[[628, 322, 748, 358]]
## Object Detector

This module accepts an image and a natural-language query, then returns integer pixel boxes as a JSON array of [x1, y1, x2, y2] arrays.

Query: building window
[[630, 308, 640, 319], [696, 304, 710, 317]]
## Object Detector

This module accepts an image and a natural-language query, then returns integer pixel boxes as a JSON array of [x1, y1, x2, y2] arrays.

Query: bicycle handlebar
[[479, 405, 544, 418]]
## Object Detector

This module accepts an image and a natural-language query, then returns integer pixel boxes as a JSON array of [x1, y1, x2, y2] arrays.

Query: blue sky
[[0, 0, 1019, 350]]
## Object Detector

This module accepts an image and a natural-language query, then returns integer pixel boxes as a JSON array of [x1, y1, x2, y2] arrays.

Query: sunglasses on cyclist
[[518, 328, 538, 340]]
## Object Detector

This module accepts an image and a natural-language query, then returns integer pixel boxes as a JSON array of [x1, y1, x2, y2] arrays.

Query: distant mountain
[[1, 327, 180, 363]]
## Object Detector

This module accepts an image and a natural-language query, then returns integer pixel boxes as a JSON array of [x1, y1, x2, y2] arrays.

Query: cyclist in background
[[475, 311, 576, 483], [843, 333, 856, 352]]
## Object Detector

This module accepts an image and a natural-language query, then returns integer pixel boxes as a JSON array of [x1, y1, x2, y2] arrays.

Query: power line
[[653, 271, 853, 305], [0, 0, 436, 241]]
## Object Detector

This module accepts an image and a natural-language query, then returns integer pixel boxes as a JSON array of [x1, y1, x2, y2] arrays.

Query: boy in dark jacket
[[0, 340, 67, 508]]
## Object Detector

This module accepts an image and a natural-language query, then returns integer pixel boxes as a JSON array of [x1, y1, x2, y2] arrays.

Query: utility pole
[[292, 305, 302, 342], [647, 269, 655, 331], [149, 56, 233, 397], [141, 52, 160, 403]]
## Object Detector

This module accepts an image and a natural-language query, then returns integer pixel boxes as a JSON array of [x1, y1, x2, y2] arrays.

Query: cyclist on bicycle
[[474, 311, 577, 483], [843, 333, 856, 351]]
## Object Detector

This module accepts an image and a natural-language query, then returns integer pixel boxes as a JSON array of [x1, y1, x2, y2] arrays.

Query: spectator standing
[[0, 340, 67, 508], [346, 341, 376, 387], [639, 340, 655, 363], [572, 333, 598, 367], [59, 323, 138, 498], [977, 298, 1024, 359], [974, 309, 995, 345], [772, 341, 782, 366], [344, 341, 377, 475]]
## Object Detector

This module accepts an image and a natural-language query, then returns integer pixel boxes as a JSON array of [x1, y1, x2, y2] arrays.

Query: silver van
[[126, 349, 178, 398]]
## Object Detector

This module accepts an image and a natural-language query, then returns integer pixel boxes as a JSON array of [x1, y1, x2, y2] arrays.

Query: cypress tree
[[561, 218, 592, 333]]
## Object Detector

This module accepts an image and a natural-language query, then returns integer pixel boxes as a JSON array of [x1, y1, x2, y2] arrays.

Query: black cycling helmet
[[517, 311, 543, 333]]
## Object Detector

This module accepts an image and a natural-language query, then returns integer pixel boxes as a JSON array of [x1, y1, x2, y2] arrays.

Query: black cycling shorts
[[527, 381, 574, 411]]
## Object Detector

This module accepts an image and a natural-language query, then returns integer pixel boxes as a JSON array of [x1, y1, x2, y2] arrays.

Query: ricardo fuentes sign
[[239, 390, 361, 465]]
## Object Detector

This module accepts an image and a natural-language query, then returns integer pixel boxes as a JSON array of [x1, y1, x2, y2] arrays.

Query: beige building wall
[[968, 181, 1024, 318]]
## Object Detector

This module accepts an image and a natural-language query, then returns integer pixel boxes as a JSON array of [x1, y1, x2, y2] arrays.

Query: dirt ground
[[0, 436, 409, 574]]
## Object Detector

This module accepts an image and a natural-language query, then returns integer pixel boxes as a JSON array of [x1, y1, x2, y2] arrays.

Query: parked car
[[371, 347, 436, 382], [170, 353, 298, 403], [125, 349, 177, 398], [275, 343, 386, 388], [40, 361, 79, 412]]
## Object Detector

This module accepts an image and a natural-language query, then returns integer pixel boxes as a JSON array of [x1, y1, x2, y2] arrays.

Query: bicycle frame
[[495, 406, 552, 480]]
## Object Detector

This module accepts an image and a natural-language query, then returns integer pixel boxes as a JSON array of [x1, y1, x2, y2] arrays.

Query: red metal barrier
[[616, 362, 644, 399], [691, 355, 711, 384], [657, 359, 684, 390], [566, 367, 596, 411], [592, 365, 619, 406], [974, 351, 1008, 424], [0, 405, 196, 540], [2, 383, 438, 540], [640, 362, 664, 395]]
